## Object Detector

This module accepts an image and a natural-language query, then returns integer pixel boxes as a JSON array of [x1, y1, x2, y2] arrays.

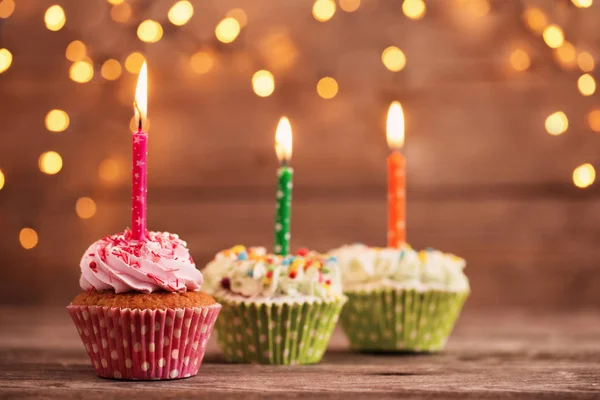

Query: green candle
[[274, 117, 293, 255]]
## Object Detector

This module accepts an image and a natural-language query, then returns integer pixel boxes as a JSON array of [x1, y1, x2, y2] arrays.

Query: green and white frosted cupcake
[[330, 244, 469, 353], [203, 246, 347, 365]]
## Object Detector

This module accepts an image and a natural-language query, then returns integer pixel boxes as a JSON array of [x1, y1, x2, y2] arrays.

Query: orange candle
[[386, 101, 406, 248]]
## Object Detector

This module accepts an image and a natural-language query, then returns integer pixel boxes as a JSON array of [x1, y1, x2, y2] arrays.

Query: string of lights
[[0, 0, 598, 251]]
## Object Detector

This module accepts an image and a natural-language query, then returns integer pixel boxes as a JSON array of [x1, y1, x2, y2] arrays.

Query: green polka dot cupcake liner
[[340, 289, 468, 353], [214, 297, 347, 365]]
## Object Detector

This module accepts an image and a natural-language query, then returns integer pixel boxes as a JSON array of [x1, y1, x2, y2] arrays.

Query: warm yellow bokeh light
[[215, 17, 241, 43], [39, 151, 63, 175], [19, 228, 38, 250], [458, 0, 490, 17], [0, 0, 15, 19], [509, 49, 530, 72], [101, 59, 122, 81], [545, 111, 568, 136], [0, 48, 12, 74], [587, 109, 600, 132], [98, 158, 121, 183], [0, 169, 5, 190], [190, 51, 214, 74], [45, 109, 69, 132], [107, 0, 124, 4], [45, 5, 66, 31], [168, 1, 194, 26], [111, 3, 131, 23], [543, 25, 564, 49], [578, 74, 596, 96], [577, 51, 595, 72], [313, 0, 336, 22], [226, 8, 248, 27], [65, 40, 86, 62], [573, 163, 596, 188], [522, 7, 547, 34], [571, 0, 593, 8], [137, 20, 163, 43], [252, 70, 275, 97], [402, 0, 426, 20], [339, 0, 361, 12], [317, 77, 339, 99], [76, 197, 97, 219], [554, 41, 577, 69], [125, 52, 145, 74], [382, 46, 407, 72], [69, 61, 94, 83]]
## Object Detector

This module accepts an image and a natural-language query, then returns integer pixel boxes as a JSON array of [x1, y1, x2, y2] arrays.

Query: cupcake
[[67, 229, 221, 380], [330, 243, 469, 352], [203, 246, 347, 365]]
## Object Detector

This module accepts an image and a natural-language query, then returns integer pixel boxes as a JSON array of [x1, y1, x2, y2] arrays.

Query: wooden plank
[[0, 307, 599, 398]]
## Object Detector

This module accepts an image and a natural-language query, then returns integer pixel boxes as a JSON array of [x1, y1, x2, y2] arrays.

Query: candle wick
[[133, 101, 143, 132], [281, 159, 288, 167]]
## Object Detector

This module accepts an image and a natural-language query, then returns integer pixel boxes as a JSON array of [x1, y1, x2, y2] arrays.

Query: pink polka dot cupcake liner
[[67, 303, 221, 380]]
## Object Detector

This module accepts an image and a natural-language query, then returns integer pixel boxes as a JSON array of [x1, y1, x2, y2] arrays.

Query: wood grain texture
[[1, 307, 599, 399]]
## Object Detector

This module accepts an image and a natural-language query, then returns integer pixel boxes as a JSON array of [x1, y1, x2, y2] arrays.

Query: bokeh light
[[0, 48, 12, 74], [125, 52, 145, 74], [458, 0, 490, 17], [45, 110, 70, 132], [313, 0, 336, 22], [190, 51, 214, 74], [226, 8, 248, 27], [545, 111, 568, 136], [168, 1, 194, 26], [111, 3, 131, 23], [577, 51, 595, 72], [215, 17, 240, 43], [522, 7, 547, 34], [554, 42, 577, 69], [65, 40, 86, 62], [573, 163, 596, 188], [98, 158, 121, 183], [317, 77, 339, 99], [101, 59, 122, 81], [107, 0, 124, 4], [587, 109, 600, 132], [44, 5, 66, 31], [543, 25, 564, 49], [19, 228, 38, 250], [577, 74, 596, 96], [0, 169, 5, 190], [339, 0, 360, 12], [402, 0, 426, 20], [69, 61, 94, 83], [0, 0, 15, 19], [571, 0, 593, 8], [76, 197, 97, 219], [509, 49, 530, 72], [382, 46, 407, 72], [39, 151, 63, 175], [252, 70, 275, 97], [137, 20, 163, 43]]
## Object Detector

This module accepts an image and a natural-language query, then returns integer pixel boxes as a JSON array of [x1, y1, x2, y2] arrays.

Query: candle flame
[[386, 101, 405, 149], [275, 116, 293, 163], [134, 61, 148, 131]]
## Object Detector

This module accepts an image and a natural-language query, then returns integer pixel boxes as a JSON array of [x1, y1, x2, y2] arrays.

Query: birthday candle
[[386, 101, 406, 248], [132, 62, 148, 241], [274, 117, 293, 255]]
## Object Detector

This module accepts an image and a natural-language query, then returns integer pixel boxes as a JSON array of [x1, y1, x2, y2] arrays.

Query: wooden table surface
[[1, 306, 599, 399]]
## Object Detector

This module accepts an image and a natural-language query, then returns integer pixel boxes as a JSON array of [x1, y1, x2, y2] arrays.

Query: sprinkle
[[266, 271, 273, 279], [220, 277, 231, 290], [237, 252, 248, 261], [87, 286, 95, 295], [296, 248, 309, 256], [289, 271, 297, 279], [248, 270, 254, 278], [325, 279, 331, 286], [89, 261, 98, 273], [231, 245, 245, 253]]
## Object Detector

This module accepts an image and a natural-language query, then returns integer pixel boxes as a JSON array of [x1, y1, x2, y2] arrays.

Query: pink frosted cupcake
[[67, 229, 221, 380]]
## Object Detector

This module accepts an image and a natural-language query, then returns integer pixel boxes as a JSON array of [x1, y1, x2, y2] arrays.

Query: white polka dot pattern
[[67, 303, 222, 380]]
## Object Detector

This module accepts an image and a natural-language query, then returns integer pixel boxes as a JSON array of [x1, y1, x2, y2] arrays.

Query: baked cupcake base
[[68, 291, 221, 380], [340, 288, 468, 352], [215, 296, 347, 365]]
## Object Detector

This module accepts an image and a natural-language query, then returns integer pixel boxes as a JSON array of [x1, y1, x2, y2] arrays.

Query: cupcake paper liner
[[340, 289, 468, 352], [214, 297, 347, 365], [67, 303, 221, 380]]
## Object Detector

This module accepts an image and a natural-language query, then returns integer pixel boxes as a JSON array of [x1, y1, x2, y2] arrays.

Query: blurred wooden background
[[0, 0, 599, 308]]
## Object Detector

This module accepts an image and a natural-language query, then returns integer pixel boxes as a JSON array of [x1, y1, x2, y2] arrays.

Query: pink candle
[[132, 62, 148, 241]]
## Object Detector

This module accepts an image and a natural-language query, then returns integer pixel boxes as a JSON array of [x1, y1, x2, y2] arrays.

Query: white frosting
[[329, 244, 470, 293]]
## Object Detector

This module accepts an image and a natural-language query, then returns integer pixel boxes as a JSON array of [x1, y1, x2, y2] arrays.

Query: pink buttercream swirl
[[79, 229, 203, 294]]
